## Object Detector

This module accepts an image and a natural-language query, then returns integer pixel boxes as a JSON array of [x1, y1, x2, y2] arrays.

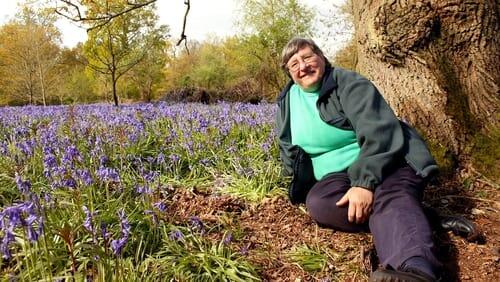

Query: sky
[[0, 0, 350, 54]]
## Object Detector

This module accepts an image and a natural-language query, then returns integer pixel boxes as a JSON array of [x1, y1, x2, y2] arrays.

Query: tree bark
[[352, 0, 499, 160]]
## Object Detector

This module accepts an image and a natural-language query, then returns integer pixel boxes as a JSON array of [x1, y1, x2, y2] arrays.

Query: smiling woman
[[276, 37, 447, 282]]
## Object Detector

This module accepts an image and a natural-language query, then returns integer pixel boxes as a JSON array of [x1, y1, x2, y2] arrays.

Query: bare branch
[[176, 0, 190, 54], [54, 0, 157, 32]]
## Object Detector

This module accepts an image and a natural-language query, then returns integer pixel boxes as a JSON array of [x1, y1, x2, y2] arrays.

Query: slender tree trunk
[[111, 71, 119, 106], [37, 59, 47, 106], [352, 0, 499, 161]]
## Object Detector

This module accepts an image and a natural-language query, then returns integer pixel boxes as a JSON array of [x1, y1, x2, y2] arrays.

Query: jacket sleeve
[[338, 77, 404, 190], [275, 100, 295, 176]]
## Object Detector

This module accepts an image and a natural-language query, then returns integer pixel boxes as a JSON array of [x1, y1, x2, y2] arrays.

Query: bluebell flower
[[141, 170, 158, 183], [63, 177, 77, 189], [0, 141, 7, 155], [157, 153, 165, 164], [82, 206, 95, 234], [153, 201, 167, 212], [240, 245, 249, 256], [135, 184, 152, 195], [100, 223, 110, 241], [189, 216, 204, 233], [62, 145, 81, 167], [169, 154, 180, 163], [110, 209, 130, 256], [96, 166, 120, 183], [15, 173, 31, 194], [223, 232, 233, 245], [111, 237, 127, 256], [169, 230, 184, 241], [1, 227, 15, 259], [76, 169, 93, 186], [17, 140, 35, 157], [99, 155, 109, 167]]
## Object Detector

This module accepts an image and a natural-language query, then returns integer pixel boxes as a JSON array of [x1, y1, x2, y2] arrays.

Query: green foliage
[[162, 0, 315, 102], [0, 6, 61, 106], [288, 245, 328, 272], [333, 37, 358, 71], [148, 227, 259, 281], [238, 0, 314, 99], [83, 0, 169, 105], [471, 125, 500, 182], [426, 140, 457, 178], [0, 103, 279, 280]]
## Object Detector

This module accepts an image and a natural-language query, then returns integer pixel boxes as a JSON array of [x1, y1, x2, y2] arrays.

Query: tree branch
[[54, 0, 157, 32], [176, 0, 190, 54]]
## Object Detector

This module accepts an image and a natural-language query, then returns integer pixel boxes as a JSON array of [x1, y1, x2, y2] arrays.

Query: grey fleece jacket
[[276, 66, 438, 190]]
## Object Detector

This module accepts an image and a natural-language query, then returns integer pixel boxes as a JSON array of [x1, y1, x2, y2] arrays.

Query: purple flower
[[110, 209, 130, 256], [189, 216, 204, 233], [63, 177, 77, 189], [142, 170, 158, 183], [169, 154, 180, 163], [200, 158, 211, 166], [101, 222, 110, 241], [111, 238, 128, 256], [157, 153, 165, 164], [169, 230, 184, 241], [43, 152, 57, 178], [15, 173, 31, 194], [240, 245, 249, 256], [135, 184, 152, 195], [0, 141, 7, 155], [2, 204, 23, 227], [17, 140, 35, 157], [99, 155, 109, 167], [153, 201, 167, 212], [76, 169, 93, 186], [0, 201, 43, 257], [1, 227, 15, 259], [96, 166, 120, 183], [223, 232, 233, 245], [62, 145, 82, 167], [82, 206, 95, 234]]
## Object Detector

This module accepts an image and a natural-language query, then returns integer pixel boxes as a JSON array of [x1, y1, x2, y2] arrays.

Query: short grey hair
[[280, 37, 330, 73]]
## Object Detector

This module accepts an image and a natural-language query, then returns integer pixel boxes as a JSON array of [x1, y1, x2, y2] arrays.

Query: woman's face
[[286, 46, 325, 91]]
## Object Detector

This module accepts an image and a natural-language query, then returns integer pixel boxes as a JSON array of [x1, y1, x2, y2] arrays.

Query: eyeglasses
[[287, 53, 318, 72]]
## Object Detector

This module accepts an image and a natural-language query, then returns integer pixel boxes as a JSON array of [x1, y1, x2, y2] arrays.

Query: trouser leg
[[368, 165, 441, 270], [305, 171, 368, 233], [305, 165, 441, 270]]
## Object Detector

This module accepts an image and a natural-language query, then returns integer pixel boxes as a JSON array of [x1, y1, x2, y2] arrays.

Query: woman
[[276, 37, 441, 281]]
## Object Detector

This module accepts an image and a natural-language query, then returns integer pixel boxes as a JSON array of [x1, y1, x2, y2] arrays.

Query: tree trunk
[[111, 71, 119, 106], [352, 0, 499, 163]]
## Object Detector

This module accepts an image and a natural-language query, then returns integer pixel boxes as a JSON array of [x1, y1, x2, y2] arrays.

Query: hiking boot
[[439, 215, 479, 240], [422, 204, 480, 241], [370, 268, 436, 282]]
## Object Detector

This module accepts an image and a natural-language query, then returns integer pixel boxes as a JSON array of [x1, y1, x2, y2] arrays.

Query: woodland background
[[1, 0, 497, 182], [0, 1, 498, 280]]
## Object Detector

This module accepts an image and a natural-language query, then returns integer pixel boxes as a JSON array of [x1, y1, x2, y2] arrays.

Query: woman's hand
[[336, 187, 374, 224]]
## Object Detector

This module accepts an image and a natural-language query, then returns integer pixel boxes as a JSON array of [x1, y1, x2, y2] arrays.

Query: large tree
[[0, 6, 61, 106], [239, 0, 315, 99], [350, 0, 499, 174], [83, 0, 168, 106]]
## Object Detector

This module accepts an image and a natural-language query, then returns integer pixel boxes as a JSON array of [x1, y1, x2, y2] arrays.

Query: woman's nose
[[298, 60, 308, 70]]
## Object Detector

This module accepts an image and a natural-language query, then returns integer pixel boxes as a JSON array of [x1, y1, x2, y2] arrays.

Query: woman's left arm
[[338, 77, 405, 190]]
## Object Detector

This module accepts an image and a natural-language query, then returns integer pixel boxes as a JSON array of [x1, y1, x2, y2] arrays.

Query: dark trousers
[[305, 165, 441, 270]]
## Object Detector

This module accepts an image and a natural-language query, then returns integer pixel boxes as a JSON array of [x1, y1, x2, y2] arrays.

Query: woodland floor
[[166, 171, 499, 282]]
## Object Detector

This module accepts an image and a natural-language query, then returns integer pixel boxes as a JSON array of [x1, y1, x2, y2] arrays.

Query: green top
[[290, 84, 360, 180]]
